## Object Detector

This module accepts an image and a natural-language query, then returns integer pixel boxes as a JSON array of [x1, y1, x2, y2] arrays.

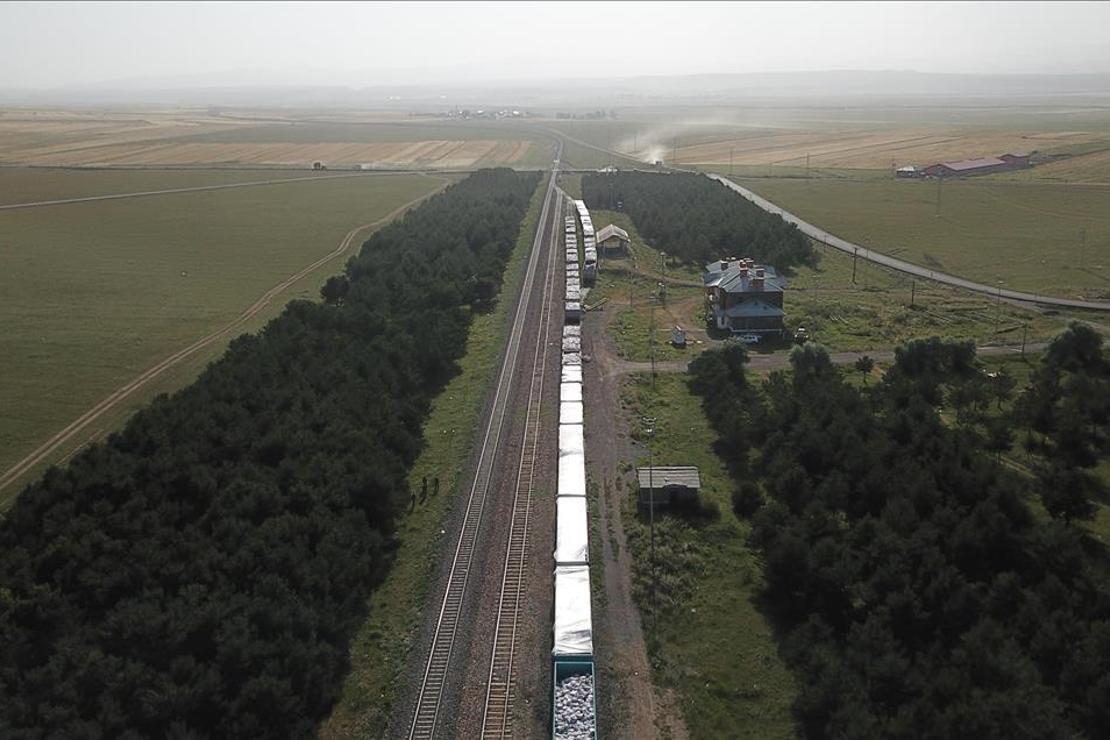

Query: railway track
[[407, 156, 561, 739], [480, 188, 561, 737]]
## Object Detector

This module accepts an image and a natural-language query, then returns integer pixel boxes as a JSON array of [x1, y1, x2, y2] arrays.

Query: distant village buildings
[[703, 257, 786, 335]]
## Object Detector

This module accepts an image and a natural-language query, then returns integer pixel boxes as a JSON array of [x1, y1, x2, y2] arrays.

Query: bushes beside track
[[688, 335, 1110, 738], [0, 168, 540, 736]]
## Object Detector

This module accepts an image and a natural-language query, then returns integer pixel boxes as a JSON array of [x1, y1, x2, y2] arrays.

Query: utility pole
[[852, 247, 859, 284], [994, 282, 1003, 335], [650, 288, 657, 387], [1021, 322, 1028, 357], [642, 415, 657, 630], [660, 251, 667, 281], [910, 279, 916, 307]]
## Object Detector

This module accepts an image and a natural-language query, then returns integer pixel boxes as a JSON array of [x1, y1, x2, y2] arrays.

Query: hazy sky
[[2, 1, 1110, 89]]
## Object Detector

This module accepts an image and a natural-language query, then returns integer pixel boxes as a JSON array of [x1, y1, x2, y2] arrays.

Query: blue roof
[[704, 260, 785, 294], [723, 298, 784, 318]]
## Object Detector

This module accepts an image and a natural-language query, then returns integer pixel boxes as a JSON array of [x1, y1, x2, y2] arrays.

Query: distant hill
[[3, 70, 1110, 108]]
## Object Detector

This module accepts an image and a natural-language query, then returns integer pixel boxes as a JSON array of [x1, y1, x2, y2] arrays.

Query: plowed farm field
[[0, 109, 547, 169], [672, 128, 1105, 170]]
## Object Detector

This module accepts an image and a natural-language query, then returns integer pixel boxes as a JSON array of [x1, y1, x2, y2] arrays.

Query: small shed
[[597, 224, 630, 256], [637, 466, 701, 508]]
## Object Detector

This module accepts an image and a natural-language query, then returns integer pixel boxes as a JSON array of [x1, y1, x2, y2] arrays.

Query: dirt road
[[0, 176, 448, 503]]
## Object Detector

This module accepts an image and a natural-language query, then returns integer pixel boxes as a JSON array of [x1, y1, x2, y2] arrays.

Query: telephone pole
[[910, 279, 916, 307], [994, 281, 1003, 335], [852, 247, 859, 284], [642, 415, 658, 630]]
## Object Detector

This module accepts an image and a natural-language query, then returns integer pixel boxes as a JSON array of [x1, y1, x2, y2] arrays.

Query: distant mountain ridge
[[3, 70, 1110, 108]]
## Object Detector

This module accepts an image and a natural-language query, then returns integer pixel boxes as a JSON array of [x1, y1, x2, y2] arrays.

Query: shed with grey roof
[[637, 466, 701, 508]]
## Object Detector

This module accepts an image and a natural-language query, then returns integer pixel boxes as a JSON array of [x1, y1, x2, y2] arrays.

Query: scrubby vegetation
[[688, 327, 1110, 738], [0, 168, 539, 736], [581, 171, 815, 271]]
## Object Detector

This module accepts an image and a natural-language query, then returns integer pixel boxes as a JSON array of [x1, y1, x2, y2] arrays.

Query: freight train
[[553, 198, 596, 740]]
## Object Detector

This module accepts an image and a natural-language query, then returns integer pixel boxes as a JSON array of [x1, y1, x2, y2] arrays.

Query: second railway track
[[481, 176, 561, 738], [407, 159, 561, 739]]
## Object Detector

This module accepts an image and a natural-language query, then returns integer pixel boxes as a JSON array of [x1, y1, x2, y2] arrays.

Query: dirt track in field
[[0, 175, 449, 503]]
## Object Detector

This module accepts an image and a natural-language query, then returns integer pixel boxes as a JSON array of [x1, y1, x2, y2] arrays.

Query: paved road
[[705, 173, 1110, 313]]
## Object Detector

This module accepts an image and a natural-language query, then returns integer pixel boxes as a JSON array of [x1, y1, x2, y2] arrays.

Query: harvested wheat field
[[673, 127, 1106, 170], [0, 108, 544, 168]]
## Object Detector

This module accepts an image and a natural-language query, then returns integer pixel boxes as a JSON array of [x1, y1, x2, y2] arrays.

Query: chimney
[[751, 277, 764, 289], [756, 267, 765, 278], [719, 259, 729, 271], [739, 266, 749, 278]]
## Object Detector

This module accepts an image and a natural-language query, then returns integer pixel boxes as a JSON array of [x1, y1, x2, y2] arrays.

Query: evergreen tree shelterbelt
[[0, 168, 540, 737], [688, 331, 1110, 738], [581, 171, 816, 271]]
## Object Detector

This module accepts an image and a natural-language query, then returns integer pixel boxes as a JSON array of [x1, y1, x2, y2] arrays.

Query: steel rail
[[480, 189, 561, 738], [407, 152, 561, 739]]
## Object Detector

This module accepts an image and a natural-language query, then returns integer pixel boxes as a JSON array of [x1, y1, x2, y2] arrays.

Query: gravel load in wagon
[[553, 667, 595, 740]]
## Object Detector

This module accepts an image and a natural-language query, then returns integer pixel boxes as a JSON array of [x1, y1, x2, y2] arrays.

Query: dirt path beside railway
[[0, 176, 448, 502], [584, 305, 688, 740]]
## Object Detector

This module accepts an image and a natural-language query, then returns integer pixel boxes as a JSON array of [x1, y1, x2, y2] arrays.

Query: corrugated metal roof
[[704, 260, 786, 294], [724, 298, 785, 318], [596, 224, 629, 243], [637, 466, 701, 489], [936, 157, 1005, 171]]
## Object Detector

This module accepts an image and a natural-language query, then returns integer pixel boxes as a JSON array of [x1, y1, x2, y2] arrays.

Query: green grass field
[[319, 175, 547, 739], [0, 167, 341, 205], [583, 207, 1075, 361], [733, 176, 1110, 300], [620, 372, 798, 738], [0, 171, 445, 501]]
